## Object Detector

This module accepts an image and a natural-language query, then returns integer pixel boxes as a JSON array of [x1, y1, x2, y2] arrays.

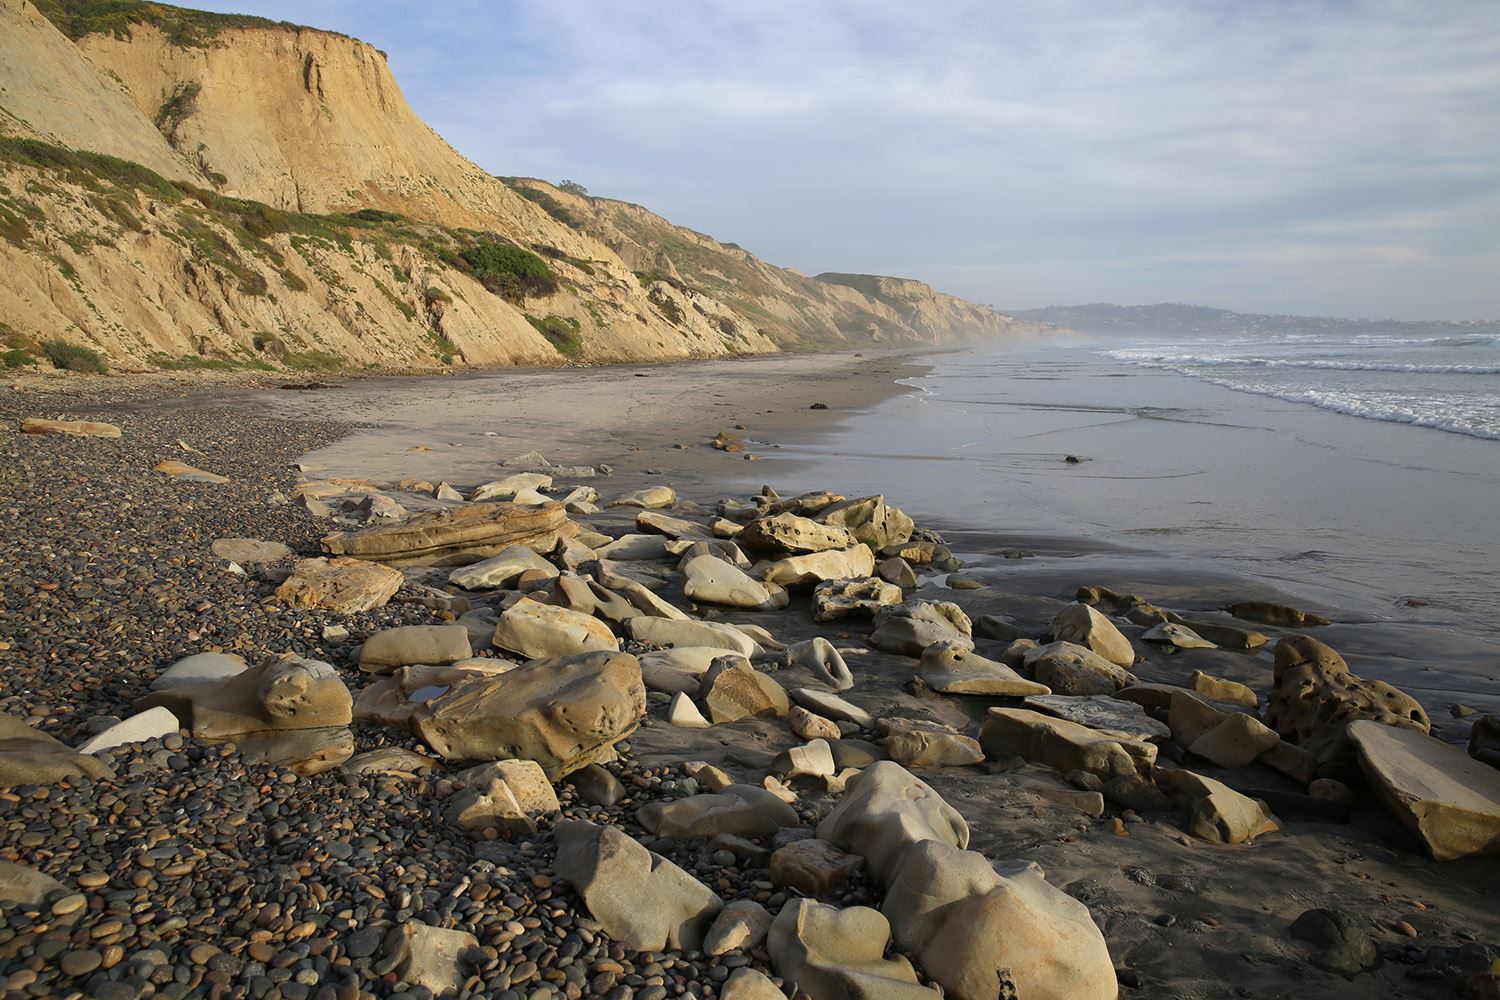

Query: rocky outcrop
[[322, 503, 575, 568]]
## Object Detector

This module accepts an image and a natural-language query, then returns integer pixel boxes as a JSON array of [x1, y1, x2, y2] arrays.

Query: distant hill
[[1009, 303, 1500, 338]]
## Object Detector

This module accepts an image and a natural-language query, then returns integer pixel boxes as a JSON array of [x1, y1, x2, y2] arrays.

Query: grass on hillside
[[34, 0, 322, 46], [42, 338, 108, 372], [526, 314, 582, 358]]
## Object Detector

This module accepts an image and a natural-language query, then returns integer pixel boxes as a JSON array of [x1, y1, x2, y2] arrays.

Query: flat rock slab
[[20, 417, 121, 438], [322, 502, 574, 568], [1349, 720, 1500, 861], [1022, 694, 1170, 741], [154, 460, 228, 483], [210, 537, 293, 564]]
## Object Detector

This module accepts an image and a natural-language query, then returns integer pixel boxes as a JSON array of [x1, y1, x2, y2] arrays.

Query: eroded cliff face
[[0, 0, 1040, 372]]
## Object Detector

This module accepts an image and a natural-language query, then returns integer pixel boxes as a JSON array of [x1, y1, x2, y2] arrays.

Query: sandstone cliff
[[0, 0, 1040, 372]]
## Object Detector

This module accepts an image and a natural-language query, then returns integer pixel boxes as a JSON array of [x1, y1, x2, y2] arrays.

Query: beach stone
[[628, 616, 758, 656], [920, 641, 1049, 696], [1021, 694, 1170, 741], [1348, 719, 1500, 860], [1179, 619, 1271, 651], [1162, 769, 1282, 844], [686, 760, 737, 791], [1052, 602, 1136, 668], [786, 636, 854, 691], [1229, 601, 1331, 627], [791, 688, 875, 729], [705, 900, 775, 956], [154, 459, 229, 483], [150, 651, 247, 690], [1141, 621, 1216, 650], [817, 495, 916, 550], [491, 596, 620, 659], [595, 533, 672, 560], [235, 725, 354, 775], [553, 821, 723, 951], [354, 492, 408, 522], [877, 717, 984, 768], [683, 555, 789, 610], [884, 840, 1118, 1000], [565, 763, 627, 806], [668, 691, 712, 728], [1188, 669, 1259, 707], [639, 509, 709, 538], [1265, 636, 1431, 771], [322, 501, 575, 567], [412, 650, 645, 779], [1289, 908, 1378, 977], [877, 556, 919, 589], [0, 860, 67, 906], [470, 472, 551, 501], [767, 899, 938, 1000], [1471, 715, 1500, 769], [720, 968, 786, 1000], [829, 738, 888, 770], [75, 707, 179, 754], [771, 839, 864, 894], [359, 624, 472, 674], [1025, 641, 1136, 695], [759, 544, 876, 586], [639, 784, 800, 839], [772, 738, 838, 781], [1189, 712, 1282, 767], [790, 706, 842, 741], [1167, 689, 1233, 745], [738, 512, 857, 554], [1102, 773, 1174, 813], [384, 921, 478, 997], [275, 556, 404, 613], [699, 659, 790, 723], [447, 759, 559, 833], [813, 576, 904, 623], [447, 544, 557, 589], [341, 747, 438, 778], [611, 486, 677, 509], [139, 653, 351, 739], [869, 600, 974, 655], [641, 647, 742, 694], [980, 707, 1156, 778], [817, 761, 969, 880], [19, 416, 121, 437], [209, 537, 292, 564]]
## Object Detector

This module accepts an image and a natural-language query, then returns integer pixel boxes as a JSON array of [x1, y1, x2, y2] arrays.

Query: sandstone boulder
[[698, 659, 790, 723], [139, 653, 352, 741], [75, 707, 179, 754], [1024, 641, 1136, 695], [790, 706, 842, 741], [491, 597, 619, 660], [638, 784, 799, 840], [447, 545, 557, 589], [683, 555, 789, 611], [359, 625, 472, 674], [1189, 712, 1281, 768], [1162, 769, 1281, 844], [210, 538, 292, 564], [1228, 601, 1331, 627], [767, 899, 939, 1000], [0, 860, 67, 906], [792, 688, 874, 729], [817, 495, 915, 550], [411, 651, 644, 779], [869, 601, 973, 656], [1141, 621, 1215, 650], [1052, 602, 1136, 668], [786, 636, 854, 691], [758, 545, 875, 587], [274, 557, 404, 614], [154, 460, 228, 483], [813, 576, 904, 623], [877, 556, 919, 589], [383, 921, 478, 998], [704, 900, 774, 956], [980, 707, 1156, 778], [322, 502, 575, 568], [1020, 693, 1170, 741], [920, 642, 1049, 697], [771, 839, 864, 894], [738, 512, 856, 554], [0, 714, 115, 785], [446, 758, 559, 833], [1187, 669, 1259, 707], [610, 486, 677, 509], [816, 761, 969, 880], [553, 821, 722, 951], [151, 651, 247, 690], [720, 969, 785, 1000], [628, 617, 758, 656], [878, 718, 984, 768], [19, 417, 120, 438], [1349, 719, 1500, 861], [470, 472, 551, 501]]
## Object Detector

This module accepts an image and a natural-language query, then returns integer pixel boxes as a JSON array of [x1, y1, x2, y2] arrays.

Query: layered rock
[[757, 546, 875, 587], [322, 503, 575, 567], [274, 557, 404, 614]]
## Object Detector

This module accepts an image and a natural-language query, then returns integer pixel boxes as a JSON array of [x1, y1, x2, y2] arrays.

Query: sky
[[192, 0, 1500, 320]]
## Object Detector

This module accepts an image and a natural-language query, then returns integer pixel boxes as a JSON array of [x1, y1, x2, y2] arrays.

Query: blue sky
[[193, 1, 1500, 319]]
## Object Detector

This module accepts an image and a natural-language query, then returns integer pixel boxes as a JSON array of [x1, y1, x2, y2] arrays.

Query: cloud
[[191, 0, 1500, 318]]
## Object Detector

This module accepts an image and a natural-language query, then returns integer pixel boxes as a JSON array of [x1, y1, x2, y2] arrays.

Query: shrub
[[526, 314, 583, 358], [3, 349, 36, 368], [42, 338, 107, 373], [347, 208, 403, 224], [459, 241, 557, 303]]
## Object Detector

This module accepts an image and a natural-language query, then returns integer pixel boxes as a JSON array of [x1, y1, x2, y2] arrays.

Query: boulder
[[1472, 714, 1500, 770], [1051, 602, 1136, 668], [341, 748, 438, 779], [1167, 690, 1233, 746], [1288, 908, 1378, 977], [447, 545, 557, 589], [868, 601, 973, 656], [786, 637, 854, 691], [274, 557, 404, 614], [411, 651, 645, 779], [877, 556, 919, 589], [1228, 601, 1331, 627], [610, 486, 677, 509], [877, 718, 984, 768], [470, 472, 552, 501], [884, 840, 1118, 1000], [1189, 712, 1281, 768], [771, 839, 864, 894], [638, 510, 709, 539], [383, 921, 478, 998], [980, 707, 1156, 778], [771, 739, 838, 781], [595, 533, 672, 560], [767, 899, 939, 1000], [553, 821, 722, 951], [322, 502, 575, 568], [0, 714, 115, 785], [668, 692, 712, 728], [138, 654, 351, 741], [565, 763, 627, 806], [919, 642, 1049, 697], [789, 706, 842, 741], [491, 597, 620, 660], [817, 495, 915, 550], [704, 899, 774, 956], [209, 538, 292, 564], [638, 784, 800, 839], [19, 417, 120, 438], [1024, 641, 1136, 695], [698, 659, 790, 723], [1178, 619, 1270, 651], [627, 617, 758, 656], [816, 761, 969, 880], [792, 688, 874, 729], [682, 555, 789, 611], [0, 860, 67, 906], [757, 545, 875, 588], [75, 707, 179, 754], [1348, 719, 1500, 861], [1161, 769, 1281, 844], [1264, 636, 1430, 771], [813, 577, 904, 623], [154, 460, 228, 483], [446, 759, 559, 833], [359, 625, 472, 674], [738, 512, 857, 554], [1020, 694, 1170, 742], [1187, 669, 1259, 707], [720, 969, 785, 1000], [1141, 621, 1215, 649], [151, 651, 247, 690], [235, 726, 354, 776]]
